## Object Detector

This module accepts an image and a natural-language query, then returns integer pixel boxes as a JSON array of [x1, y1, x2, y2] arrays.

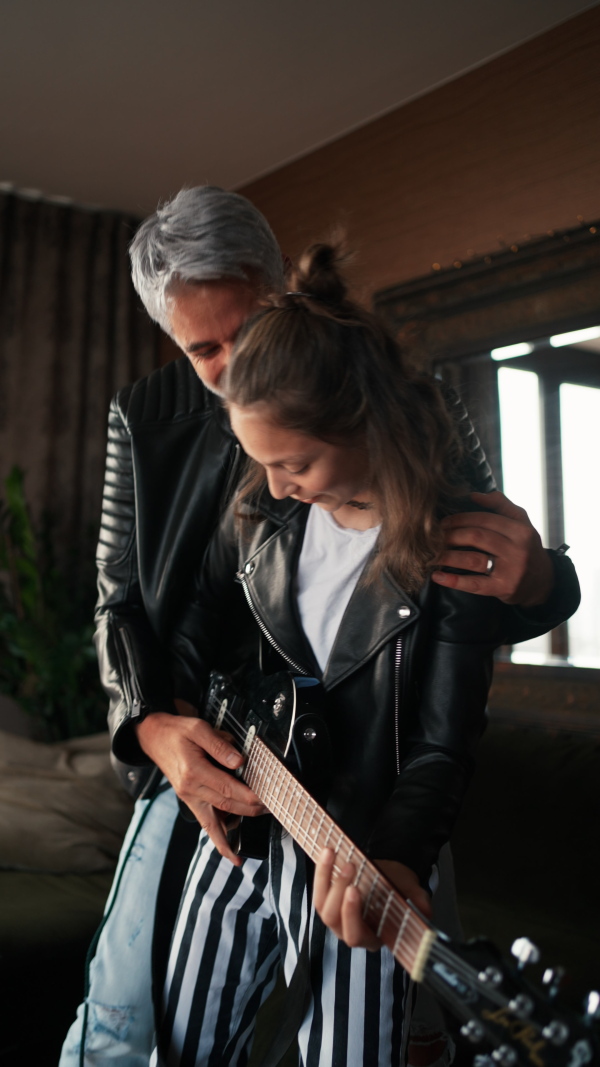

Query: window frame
[[372, 220, 600, 729]]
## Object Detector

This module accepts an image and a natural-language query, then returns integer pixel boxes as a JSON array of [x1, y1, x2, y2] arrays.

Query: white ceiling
[[1, 0, 597, 216]]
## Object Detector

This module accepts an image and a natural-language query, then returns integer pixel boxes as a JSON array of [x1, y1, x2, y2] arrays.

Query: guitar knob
[[511, 937, 540, 969], [492, 1044, 518, 1066], [584, 991, 600, 1023], [473, 1056, 495, 1067], [542, 966, 565, 998], [460, 1021, 484, 1043]]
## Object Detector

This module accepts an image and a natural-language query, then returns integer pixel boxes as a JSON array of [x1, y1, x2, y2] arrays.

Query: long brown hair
[[225, 243, 467, 593]]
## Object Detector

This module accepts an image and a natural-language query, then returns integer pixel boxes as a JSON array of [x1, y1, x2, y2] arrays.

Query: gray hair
[[130, 186, 284, 334]]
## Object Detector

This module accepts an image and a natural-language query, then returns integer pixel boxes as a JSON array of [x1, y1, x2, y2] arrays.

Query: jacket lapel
[[241, 500, 420, 685], [322, 565, 419, 688], [241, 505, 322, 677]]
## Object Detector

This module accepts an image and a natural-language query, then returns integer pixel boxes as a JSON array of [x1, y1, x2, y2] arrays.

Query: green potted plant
[[0, 467, 106, 740]]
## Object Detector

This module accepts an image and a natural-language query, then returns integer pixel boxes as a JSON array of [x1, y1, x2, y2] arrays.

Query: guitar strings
[[206, 696, 486, 978], [208, 697, 513, 1000], [246, 738, 427, 962], [207, 694, 427, 959], [245, 737, 517, 1010], [207, 691, 422, 950], [209, 702, 452, 976]]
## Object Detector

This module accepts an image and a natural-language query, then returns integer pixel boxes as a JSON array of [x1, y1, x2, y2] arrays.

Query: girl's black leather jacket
[[168, 494, 576, 883], [98, 359, 580, 798]]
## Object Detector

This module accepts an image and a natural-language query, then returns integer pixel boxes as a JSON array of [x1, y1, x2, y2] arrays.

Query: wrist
[[134, 710, 174, 756]]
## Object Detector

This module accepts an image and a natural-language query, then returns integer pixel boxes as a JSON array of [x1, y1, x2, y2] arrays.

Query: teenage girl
[[156, 246, 545, 1067]]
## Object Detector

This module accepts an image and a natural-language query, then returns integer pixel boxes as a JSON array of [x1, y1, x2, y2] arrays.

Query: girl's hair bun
[[288, 242, 348, 307]]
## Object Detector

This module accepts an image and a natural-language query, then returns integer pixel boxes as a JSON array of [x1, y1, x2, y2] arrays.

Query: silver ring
[[486, 557, 495, 574]]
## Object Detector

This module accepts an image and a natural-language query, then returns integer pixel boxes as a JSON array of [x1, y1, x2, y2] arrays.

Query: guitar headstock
[[425, 935, 599, 1067]]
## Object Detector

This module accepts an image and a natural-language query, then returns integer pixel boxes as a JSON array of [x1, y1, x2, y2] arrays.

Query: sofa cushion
[[0, 730, 133, 873]]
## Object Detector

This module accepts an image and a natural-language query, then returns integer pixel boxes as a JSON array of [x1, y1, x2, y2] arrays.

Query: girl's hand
[[313, 848, 432, 951]]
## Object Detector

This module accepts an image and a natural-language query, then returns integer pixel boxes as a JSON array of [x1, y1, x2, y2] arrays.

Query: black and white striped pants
[[153, 828, 410, 1067]]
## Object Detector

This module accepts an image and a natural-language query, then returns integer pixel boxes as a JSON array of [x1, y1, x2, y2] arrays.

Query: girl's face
[[229, 404, 377, 528]]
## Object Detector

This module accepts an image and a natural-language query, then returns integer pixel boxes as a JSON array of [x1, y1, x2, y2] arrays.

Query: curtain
[[0, 188, 160, 561]]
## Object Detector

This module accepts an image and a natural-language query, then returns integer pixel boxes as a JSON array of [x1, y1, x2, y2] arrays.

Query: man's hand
[[313, 848, 431, 951], [431, 491, 555, 607], [135, 711, 266, 865]]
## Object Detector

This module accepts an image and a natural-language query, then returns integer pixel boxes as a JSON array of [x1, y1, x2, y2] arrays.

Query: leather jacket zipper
[[394, 636, 403, 775], [236, 570, 309, 677], [118, 625, 144, 717]]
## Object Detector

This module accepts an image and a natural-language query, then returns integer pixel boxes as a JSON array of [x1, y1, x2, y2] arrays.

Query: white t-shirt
[[296, 505, 381, 672]]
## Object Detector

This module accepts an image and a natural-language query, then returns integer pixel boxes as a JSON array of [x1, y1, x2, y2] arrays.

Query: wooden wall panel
[[238, 7, 600, 298]]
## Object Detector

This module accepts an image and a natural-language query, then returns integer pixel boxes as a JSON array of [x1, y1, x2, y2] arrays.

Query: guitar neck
[[244, 734, 436, 981]]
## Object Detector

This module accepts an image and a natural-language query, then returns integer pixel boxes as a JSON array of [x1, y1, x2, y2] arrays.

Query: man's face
[[168, 279, 261, 396]]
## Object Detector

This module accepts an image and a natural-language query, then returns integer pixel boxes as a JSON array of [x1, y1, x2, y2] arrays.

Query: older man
[[60, 186, 579, 1066]]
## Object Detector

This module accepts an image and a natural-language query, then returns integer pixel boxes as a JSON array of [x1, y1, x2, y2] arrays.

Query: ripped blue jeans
[[59, 784, 179, 1067]]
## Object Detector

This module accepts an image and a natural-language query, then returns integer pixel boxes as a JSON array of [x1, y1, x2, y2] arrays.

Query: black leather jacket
[[96, 359, 240, 791], [96, 357, 580, 796], [168, 494, 577, 882]]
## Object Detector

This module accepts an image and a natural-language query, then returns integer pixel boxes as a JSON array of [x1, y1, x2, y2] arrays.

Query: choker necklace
[[346, 500, 375, 511]]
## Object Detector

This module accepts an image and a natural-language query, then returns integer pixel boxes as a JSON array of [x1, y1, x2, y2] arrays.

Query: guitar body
[[207, 671, 332, 859]]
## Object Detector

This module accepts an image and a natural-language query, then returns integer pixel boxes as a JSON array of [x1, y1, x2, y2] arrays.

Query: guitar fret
[[304, 806, 316, 852], [279, 768, 290, 815], [278, 765, 291, 816], [324, 824, 334, 849], [300, 797, 313, 851], [392, 909, 411, 956], [376, 891, 393, 938], [314, 811, 326, 853], [353, 857, 368, 887], [272, 759, 285, 806], [363, 873, 380, 918], [245, 752, 258, 790], [259, 747, 281, 806], [290, 789, 303, 824], [265, 759, 276, 802]]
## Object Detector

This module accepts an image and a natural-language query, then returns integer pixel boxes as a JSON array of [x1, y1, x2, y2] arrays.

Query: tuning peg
[[491, 1044, 518, 1066], [542, 966, 565, 999], [584, 991, 600, 1023], [461, 1021, 484, 1043], [542, 1021, 569, 1045], [477, 965, 503, 987], [511, 937, 540, 970], [508, 994, 534, 1019]]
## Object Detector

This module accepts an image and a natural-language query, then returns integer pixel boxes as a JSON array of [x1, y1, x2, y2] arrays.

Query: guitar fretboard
[[244, 734, 436, 981]]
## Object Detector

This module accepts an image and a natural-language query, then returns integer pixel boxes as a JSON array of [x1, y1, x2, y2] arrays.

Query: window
[[374, 217, 600, 707], [492, 327, 600, 667]]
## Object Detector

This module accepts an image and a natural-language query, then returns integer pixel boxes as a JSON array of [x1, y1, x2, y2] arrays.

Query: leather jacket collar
[[239, 494, 421, 689]]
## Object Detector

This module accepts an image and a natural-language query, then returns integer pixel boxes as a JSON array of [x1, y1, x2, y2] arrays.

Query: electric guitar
[[204, 669, 600, 1067]]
